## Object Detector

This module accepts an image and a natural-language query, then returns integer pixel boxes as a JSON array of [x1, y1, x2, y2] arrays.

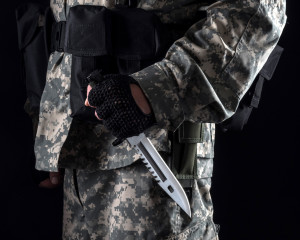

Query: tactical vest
[[16, 2, 283, 188]]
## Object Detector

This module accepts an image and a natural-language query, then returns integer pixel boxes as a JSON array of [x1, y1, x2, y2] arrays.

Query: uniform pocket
[[165, 218, 218, 240]]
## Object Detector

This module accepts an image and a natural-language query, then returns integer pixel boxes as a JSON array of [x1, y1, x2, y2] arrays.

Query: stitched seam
[[165, 222, 202, 240]]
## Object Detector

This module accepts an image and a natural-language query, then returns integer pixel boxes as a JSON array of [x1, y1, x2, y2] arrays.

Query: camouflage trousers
[[63, 159, 219, 240]]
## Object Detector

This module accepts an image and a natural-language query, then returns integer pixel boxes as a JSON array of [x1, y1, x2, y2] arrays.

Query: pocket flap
[[65, 5, 113, 56], [178, 121, 203, 143]]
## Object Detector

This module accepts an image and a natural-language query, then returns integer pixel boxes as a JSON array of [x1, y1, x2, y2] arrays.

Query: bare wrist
[[130, 84, 152, 115]]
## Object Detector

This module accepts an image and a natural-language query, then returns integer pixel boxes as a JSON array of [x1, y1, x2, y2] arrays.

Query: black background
[[1, 0, 299, 239]]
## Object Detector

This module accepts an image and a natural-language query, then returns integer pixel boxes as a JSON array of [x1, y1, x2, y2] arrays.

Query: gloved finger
[[85, 85, 95, 107], [86, 69, 104, 85]]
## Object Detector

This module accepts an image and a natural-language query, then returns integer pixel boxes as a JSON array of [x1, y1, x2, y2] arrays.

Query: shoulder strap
[[217, 45, 284, 132], [250, 45, 284, 109]]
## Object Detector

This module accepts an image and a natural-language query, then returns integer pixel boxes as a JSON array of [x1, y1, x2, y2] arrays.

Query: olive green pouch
[[170, 121, 204, 181]]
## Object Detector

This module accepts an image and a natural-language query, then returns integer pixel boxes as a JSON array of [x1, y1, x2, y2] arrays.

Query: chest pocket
[[170, 121, 214, 185]]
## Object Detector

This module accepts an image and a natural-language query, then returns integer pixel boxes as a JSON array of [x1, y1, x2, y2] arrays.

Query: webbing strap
[[260, 45, 284, 80], [50, 21, 66, 52], [250, 75, 265, 108], [250, 45, 284, 108]]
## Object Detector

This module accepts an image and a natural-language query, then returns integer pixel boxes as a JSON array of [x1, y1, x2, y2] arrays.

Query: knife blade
[[127, 133, 192, 218]]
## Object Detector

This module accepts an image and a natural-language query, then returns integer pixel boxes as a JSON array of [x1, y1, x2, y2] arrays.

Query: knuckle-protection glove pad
[[88, 73, 156, 146]]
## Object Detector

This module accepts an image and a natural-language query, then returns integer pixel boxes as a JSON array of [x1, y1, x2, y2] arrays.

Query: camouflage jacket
[[34, 0, 286, 172]]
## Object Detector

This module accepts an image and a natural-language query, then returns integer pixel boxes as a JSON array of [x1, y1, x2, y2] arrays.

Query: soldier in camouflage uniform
[[31, 0, 287, 239]]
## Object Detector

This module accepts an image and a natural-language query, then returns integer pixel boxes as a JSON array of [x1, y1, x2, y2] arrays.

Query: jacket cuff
[[131, 63, 184, 131]]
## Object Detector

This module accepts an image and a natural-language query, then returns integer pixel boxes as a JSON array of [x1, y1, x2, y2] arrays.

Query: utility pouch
[[218, 45, 284, 132], [54, 5, 169, 122], [112, 7, 168, 74], [170, 121, 204, 182], [65, 6, 113, 56], [169, 122, 215, 189]]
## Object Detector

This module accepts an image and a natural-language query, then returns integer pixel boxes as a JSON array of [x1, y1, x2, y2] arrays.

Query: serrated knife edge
[[127, 133, 192, 218]]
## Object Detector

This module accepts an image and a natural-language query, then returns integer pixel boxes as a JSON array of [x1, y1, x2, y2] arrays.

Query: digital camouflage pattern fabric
[[35, 53, 73, 170], [63, 160, 217, 240], [132, 0, 287, 130], [31, 0, 286, 239], [35, 0, 286, 172]]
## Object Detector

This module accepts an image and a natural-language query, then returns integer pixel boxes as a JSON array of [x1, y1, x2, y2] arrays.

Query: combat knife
[[127, 133, 192, 218]]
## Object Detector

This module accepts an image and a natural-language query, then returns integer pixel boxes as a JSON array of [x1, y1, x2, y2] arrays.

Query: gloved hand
[[85, 71, 156, 146]]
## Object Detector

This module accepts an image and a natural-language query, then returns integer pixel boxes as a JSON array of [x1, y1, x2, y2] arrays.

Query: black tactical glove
[[87, 71, 156, 146]]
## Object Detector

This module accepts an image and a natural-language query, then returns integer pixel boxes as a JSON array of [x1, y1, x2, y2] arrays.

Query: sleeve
[[131, 0, 287, 131]]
